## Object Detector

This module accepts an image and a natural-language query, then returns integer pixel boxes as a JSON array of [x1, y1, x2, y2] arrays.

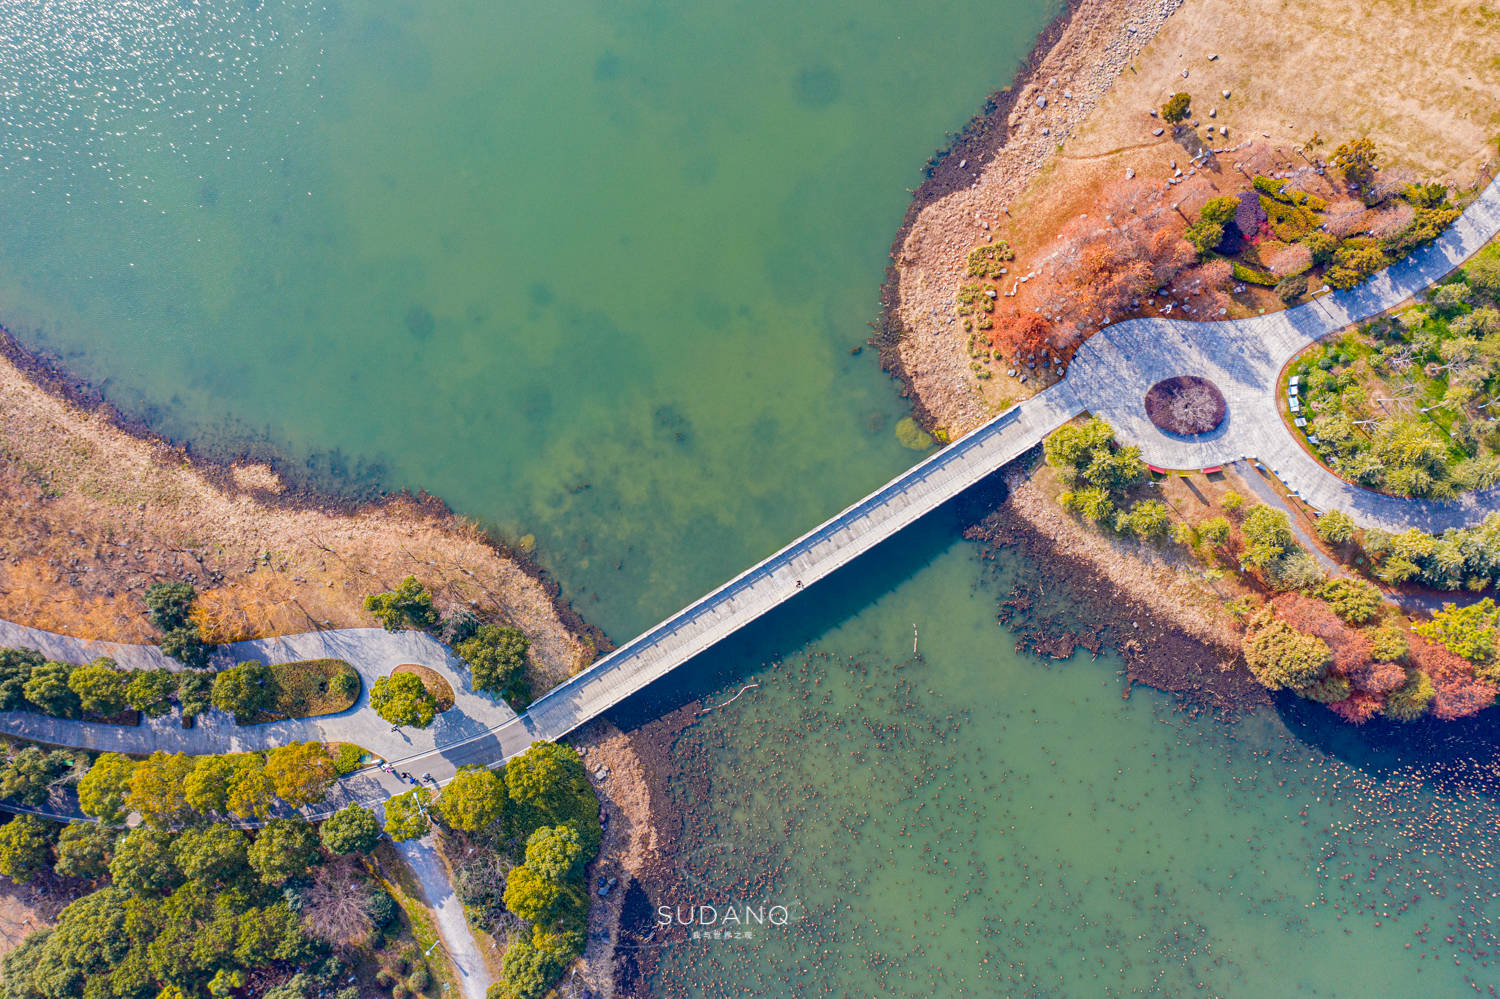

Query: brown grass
[[394, 663, 456, 713], [0, 340, 595, 696], [893, 0, 1500, 434]]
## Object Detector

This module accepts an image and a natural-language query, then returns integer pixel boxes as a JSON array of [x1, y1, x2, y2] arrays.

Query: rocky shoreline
[[875, 0, 1184, 435], [965, 461, 1269, 716]]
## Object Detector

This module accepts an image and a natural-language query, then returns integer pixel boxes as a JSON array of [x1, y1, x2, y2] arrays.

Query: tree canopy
[[456, 625, 532, 705], [319, 804, 382, 855], [383, 788, 433, 842], [370, 672, 438, 729], [210, 660, 275, 723], [438, 766, 509, 832], [363, 576, 440, 632]]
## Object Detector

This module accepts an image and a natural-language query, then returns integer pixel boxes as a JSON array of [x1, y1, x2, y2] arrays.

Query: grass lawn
[[245, 658, 361, 723]]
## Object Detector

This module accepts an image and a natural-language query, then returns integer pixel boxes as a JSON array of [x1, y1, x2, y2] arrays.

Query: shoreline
[[0, 323, 612, 662], [870, 0, 1084, 433], [874, 0, 1182, 435]]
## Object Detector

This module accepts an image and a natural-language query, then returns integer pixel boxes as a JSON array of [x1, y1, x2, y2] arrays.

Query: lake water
[[3, 1, 1498, 995], [0, 0, 1052, 638]]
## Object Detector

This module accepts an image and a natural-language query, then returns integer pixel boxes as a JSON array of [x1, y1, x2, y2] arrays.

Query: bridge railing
[[517, 404, 1026, 729]]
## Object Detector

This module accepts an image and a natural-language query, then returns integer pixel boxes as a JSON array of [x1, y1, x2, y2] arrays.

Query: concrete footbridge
[[376, 172, 1500, 790], [1, 173, 1498, 812], [346, 387, 1081, 796]]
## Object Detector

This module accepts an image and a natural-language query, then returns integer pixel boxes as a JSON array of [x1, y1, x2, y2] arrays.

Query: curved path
[[0, 620, 517, 760], [1, 171, 1497, 999], [1060, 173, 1500, 531]]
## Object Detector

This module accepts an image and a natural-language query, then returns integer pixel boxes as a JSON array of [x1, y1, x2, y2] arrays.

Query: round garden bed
[[1144, 376, 1227, 435]]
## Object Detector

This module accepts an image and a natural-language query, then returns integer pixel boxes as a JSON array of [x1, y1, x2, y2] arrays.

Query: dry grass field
[[895, 0, 1500, 433]]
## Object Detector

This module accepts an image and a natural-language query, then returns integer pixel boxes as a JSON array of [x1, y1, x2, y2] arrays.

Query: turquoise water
[[6, 3, 1500, 996], [0, 0, 1053, 638], [644, 508, 1500, 996]]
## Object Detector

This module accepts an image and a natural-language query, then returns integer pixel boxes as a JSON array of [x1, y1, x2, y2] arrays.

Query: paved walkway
[[1061, 172, 1500, 531], [0, 621, 517, 761], [395, 836, 494, 999], [0, 174, 1496, 804]]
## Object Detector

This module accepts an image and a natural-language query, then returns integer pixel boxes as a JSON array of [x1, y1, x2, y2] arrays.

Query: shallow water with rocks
[[641, 507, 1500, 996]]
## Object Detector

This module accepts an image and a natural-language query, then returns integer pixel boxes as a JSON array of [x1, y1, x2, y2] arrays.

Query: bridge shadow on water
[[603, 470, 1011, 735]]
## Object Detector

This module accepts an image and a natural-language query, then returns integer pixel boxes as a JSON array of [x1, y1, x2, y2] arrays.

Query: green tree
[[0, 816, 54, 884], [1044, 418, 1116, 475], [126, 751, 193, 826], [1185, 195, 1239, 255], [456, 625, 532, 704], [248, 819, 319, 886], [1242, 614, 1332, 691], [494, 935, 561, 999], [159, 627, 211, 669], [370, 671, 438, 729], [1466, 245, 1500, 294], [1116, 500, 1170, 540], [1369, 625, 1410, 663], [1414, 598, 1498, 665], [438, 766, 509, 832], [210, 660, 275, 723], [0, 647, 44, 710], [319, 804, 382, 855], [1240, 504, 1296, 569], [0, 747, 70, 806], [109, 827, 182, 895], [523, 825, 583, 881], [1317, 578, 1384, 624], [54, 822, 116, 881], [1160, 92, 1191, 124], [1325, 237, 1388, 290], [1385, 670, 1436, 721], [226, 754, 278, 821], [1331, 136, 1378, 187], [264, 742, 336, 808], [505, 742, 589, 817], [1060, 486, 1115, 523], [1314, 510, 1356, 544], [78, 753, 137, 824], [1198, 516, 1232, 546], [363, 576, 440, 632], [503, 864, 562, 923], [177, 670, 214, 722], [22, 660, 81, 717], [125, 669, 178, 718], [384, 788, 433, 841], [183, 754, 239, 815], [172, 825, 249, 886], [68, 660, 128, 717], [144, 581, 197, 631]]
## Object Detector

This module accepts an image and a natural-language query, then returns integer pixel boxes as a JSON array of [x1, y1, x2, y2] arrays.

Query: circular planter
[[1145, 376, 1227, 435]]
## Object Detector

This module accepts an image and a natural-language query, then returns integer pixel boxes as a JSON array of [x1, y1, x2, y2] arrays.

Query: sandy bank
[[0, 327, 600, 693]]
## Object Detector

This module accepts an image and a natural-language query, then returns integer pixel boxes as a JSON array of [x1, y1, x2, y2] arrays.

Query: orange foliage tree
[[1037, 179, 1195, 348], [987, 313, 1052, 358]]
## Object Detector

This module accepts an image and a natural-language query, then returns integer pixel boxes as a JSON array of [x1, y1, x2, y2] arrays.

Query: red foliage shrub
[[1410, 635, 1497, 720], [1271, 594, 1373, 675], [987, 313, 1052, 357], [1346, 658, 1406, 695], [1039, 179, 1194, 347], [1328, 691, 1384, 723]]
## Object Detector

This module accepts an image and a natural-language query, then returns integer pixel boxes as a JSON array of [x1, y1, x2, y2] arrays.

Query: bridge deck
[[393, 389, 1079, 782]]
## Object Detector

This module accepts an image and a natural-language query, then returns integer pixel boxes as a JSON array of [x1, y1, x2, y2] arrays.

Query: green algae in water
[[649, 529, 1500, 997], [894, 416, 934, 451]]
